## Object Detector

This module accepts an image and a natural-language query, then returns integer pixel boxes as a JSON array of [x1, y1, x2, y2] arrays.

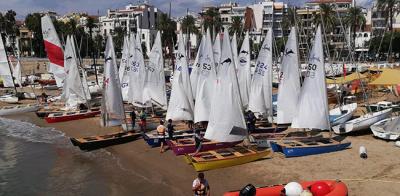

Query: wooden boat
[[332, 108, 392, 134], [184, 146, 271, 171], [167, 138, 242, 156], [142, 128, 205, 147], [0, 104, 40, 116], [43, 85, 59, 90], [371, 116, 400, 140], [0, 95, 18, 103], [70, 130, 141, 151], [249, 126, 287, 134], [249, 131, 322, 148], [45, 109, 101, 123], [224, 180, 348, 196], [36, 107, 100, 118], [329, 103, 357, 126], [270, 136, 351, 157], [37, 79, 56, 85]]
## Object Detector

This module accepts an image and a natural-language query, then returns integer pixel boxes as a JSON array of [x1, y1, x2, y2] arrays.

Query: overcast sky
[[0, 0, 373, 19]]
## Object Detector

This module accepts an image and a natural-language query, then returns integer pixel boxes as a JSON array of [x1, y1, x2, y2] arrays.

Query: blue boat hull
[[270, 141, 351, 157]]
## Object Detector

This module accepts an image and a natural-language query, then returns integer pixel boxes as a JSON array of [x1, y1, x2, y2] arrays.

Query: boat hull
[[45, 110, 101, 123], [371, 117, 400, 140], [251, 133, 323, 148], [270, 141, 351, 157], [249, 126, 287, 134], [0, 104, 40, 116], [330, 103, 357, 126], [332, 109, 392, 134], [70, 131, 141, 151], [167, 140, 242, 155], [224, 180, 348, 196]]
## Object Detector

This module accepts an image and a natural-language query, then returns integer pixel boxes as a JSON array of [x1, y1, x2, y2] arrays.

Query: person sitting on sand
[[192, 172, 210, 196], [167, 119, 175, 140], [139, 109, 147, 132], [130, 109, 136, 129], [157, 120, 167, 153], [193, 128, 203, 156]]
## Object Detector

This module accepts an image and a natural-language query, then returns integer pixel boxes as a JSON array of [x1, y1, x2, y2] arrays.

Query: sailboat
[[270, 26, 351, 157], [45, 35, 98, 123], [184, 29, 271, 171], [119, 35, 130, 102], [70, 35, 141, 151], [248, 28, 273, 121], [190, 34, 205, 99], [41, 15, 65, 88], [0, 32, 19, 103], [236, 32, 251, 108]]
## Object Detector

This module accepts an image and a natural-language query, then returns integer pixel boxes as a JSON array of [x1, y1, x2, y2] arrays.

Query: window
[[142, 33, 145, 39]]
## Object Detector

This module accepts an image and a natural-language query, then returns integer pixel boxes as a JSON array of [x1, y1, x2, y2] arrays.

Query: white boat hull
[[371, 116, 400, 140], [0, 95, 19, 104], [332, 109, 392, 134], [329, 103, 357, 126], [0, 104, 40, 116]]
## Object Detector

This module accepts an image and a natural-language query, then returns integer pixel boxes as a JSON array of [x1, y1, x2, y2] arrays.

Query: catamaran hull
[[332, 109, 392, 134], [270, 141, 351, 157], [45, 110, 100, 123], [167, 140, 242, 156], [371, 117, 400, 140], [0, 105, 40, 116]]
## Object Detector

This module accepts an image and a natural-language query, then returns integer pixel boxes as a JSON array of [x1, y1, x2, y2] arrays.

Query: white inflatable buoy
[[284, 182, 303, 196], [395, 141, 400, 148], [359, 146, 367, 159]]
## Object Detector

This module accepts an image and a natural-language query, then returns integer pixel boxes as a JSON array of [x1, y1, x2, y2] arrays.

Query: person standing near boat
[[193, 127, 203, 155], [167, 119, 175, 140], [192, 172, 210, 196], [139, 109, 147, 132], [130, 109, 136, 129], [246, 110, 256, 133], [157, 120, 167, 153]]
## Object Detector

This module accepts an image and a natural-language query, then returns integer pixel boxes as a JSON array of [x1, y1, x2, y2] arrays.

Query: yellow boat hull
[[186, 149, 271, 172]]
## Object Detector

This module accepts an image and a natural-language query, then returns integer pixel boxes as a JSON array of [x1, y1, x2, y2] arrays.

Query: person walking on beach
[[157, 120, 167, 153], [139, 109, 147, 132], [130, 109, 136, 129], [246, 110, 256, 133], [192, 172, 210, 196], [167, 119, 175, 140], [193, 128, 203, 156]]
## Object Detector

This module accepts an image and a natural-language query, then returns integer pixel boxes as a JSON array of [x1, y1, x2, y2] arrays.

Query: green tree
[[229, 16, 243, 37], [25, 13, 45, 57], [344, 6, 366, 49], [112, 26, 125, 56], [202, 7, 222, 37], [377, 0, 400, 32], [86, 17, 97, 57], [314, 4, 337, 33], [157, 13, 177, 63]]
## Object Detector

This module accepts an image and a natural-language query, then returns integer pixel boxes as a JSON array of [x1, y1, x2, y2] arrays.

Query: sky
[[0, 0, 374, 20]]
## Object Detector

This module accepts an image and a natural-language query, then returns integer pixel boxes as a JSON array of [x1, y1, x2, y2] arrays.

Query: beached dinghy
[[36, 107, 100, 118], [329, 103, 357, 126], [167, 138, 242, 155], [143, 128, 205, 147], [270, 136, 351, 157], [371, 116, 400, 140], [224, 180, 348, 196], [332, 108, 392, 134], [45, 109, 100, 123], [184, 146, 271, 172], [0, 104, 40, 116], [70, 130, 141, 151], [0, 95, 18, 103], [249, 131, 322, 148]]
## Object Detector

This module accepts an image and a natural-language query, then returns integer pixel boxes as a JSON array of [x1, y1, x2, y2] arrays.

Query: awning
[[326, 72, 367, 84], [369, 69, 400, 85]]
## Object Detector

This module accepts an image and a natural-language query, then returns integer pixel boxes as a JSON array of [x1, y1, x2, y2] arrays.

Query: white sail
[[12, 60, 22, 87], [213, 33, 221, 72], [190, 34, 205, 99], [205, 28, 246, 142], [194, 29, 217, 123], [119, 35, 130, 101], [64, 36, 86, 108], [231, 33, 239, 69], [237, 31, 251, 108], [101, 35, 125, 126], [0, 36, 14, 88], [248, 28, 273, 117], [128, 33, 147, 107], [143, 31, 167, 109], [291, 26, 330, 130], [277, 27, 301, 124], [61, 36, 72, 101], [41, 15, 65, 87], [166, 32, 195, 121], [71, 35, 91, 101]]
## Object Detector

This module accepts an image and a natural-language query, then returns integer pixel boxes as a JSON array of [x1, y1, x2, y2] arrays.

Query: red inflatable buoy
[[311, 181, 331, 196]]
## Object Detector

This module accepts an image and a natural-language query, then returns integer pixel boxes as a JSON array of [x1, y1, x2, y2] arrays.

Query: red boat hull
[[167, 139, 242, 156], [224, 180, 348, 196], [45, 111, 101, 123]]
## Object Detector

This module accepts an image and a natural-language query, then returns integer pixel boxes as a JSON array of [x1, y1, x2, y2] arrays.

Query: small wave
[[0, 118, 65, 144]]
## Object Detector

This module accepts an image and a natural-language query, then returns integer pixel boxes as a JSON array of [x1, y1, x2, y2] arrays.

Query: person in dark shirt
[[167, 119, 175, 140], [130, 109, 136, 129], [246, 110, 256, 133], [193, 127, 203, 156]]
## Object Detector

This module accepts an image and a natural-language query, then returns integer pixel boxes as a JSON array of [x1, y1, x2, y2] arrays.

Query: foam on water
[[0, 117, 65, 144]]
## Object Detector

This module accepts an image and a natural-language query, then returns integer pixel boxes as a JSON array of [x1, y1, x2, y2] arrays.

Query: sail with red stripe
[[41, 15, 65, 87]]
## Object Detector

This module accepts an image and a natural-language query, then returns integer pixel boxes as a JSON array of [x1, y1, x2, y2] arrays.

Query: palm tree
[[181, 15, 199, 58], [157, 13, 177, 67], [282, 7, 298, 33], [344, 7, 366, 49], [229, 16, 243, 36], [202, 7, 222, 37], [86, 17, 97, 57], [377, 0, 400, 32], [313, 4, 337, 33]]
